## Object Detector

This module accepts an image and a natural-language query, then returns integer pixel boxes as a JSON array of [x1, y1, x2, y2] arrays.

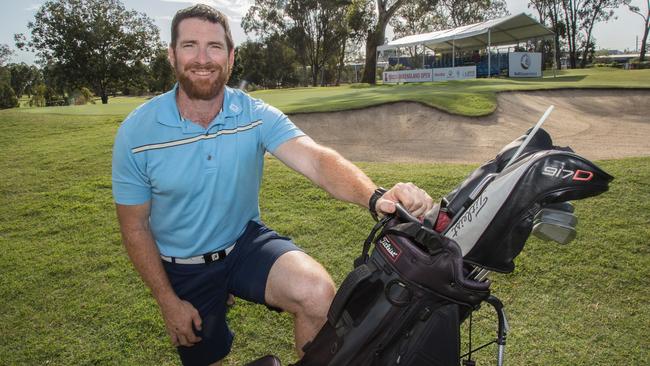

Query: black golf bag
[[293, 128, 613, 366]]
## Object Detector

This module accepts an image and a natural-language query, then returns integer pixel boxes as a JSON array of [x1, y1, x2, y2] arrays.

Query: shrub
[[0, 82, 19, 109], [69, 87, 95, 105], [630, 60, 650, 69], [29, 84, 68, 107], [386, 63, 406, 71]]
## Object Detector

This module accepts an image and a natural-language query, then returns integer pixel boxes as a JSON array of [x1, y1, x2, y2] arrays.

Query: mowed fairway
[[1, 70, 649, 365]]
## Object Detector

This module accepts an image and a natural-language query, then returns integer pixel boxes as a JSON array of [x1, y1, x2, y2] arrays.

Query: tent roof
[[378, 13, 554, 53]]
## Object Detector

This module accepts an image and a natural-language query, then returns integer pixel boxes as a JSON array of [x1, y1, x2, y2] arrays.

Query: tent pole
[[488, 28, 492, 78], [452, 39, 455, 68], [422, 45, 425, 68]]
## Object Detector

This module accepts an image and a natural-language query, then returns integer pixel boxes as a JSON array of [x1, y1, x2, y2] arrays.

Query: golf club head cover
[[443, 128, 572, 216], [446, 150, 613, 272]]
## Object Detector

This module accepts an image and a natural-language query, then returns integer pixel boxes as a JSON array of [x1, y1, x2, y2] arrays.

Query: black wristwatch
[[369, 187, 388, 221]]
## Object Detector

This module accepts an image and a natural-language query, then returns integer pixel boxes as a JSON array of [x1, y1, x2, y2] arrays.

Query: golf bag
[[293, 128, 613, 366]]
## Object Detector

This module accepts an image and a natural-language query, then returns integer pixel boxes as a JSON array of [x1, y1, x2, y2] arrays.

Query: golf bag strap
[[327, 262, 376, 325], [355, 216, 391, 268]]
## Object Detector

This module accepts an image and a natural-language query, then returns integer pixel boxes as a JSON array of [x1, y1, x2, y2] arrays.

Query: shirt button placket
[[203, 133, 218, 170]]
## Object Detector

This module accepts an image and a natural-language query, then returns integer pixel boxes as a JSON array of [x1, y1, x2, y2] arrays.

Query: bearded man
[[112, 4, 433, 366]]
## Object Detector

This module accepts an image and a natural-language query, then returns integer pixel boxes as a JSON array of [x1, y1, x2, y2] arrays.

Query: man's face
[[170, 18, 234, 100]]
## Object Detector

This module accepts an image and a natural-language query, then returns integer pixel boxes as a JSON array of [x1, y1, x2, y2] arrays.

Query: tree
[[334, 0, 374, 85], [560, 0, 624, 68], [243, 0, 351, 87], [0, 82, 19, 109], [0, 44, 13, 66], [17, 0, 161, 104], [438, 0, 508, 27], [389, 1, 444, 67], [361, 0, 409, 84], [7, 63, 42, 98], [234, 36, 300, 89], [529, 0, 566, 69], [148, 47, 175, 93], [578, 0, 625, 68], [627, 0, 649, 62]]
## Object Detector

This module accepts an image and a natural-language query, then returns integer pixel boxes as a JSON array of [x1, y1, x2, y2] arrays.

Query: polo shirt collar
[[156, 84, 243, 133]]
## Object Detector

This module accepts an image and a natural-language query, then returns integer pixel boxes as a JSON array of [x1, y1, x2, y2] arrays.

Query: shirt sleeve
[[111, 125, 152, 205], [258, 103, 305, 153]]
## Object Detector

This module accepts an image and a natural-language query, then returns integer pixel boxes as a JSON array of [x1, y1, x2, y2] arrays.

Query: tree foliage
[[0, 82, 19, 109], [7, 63, 42, 98], [0, 44, 13, 67], [243, 0, 357, 87], [360, 0, 410, 84], [626, 0, 650, 62], [557, 0, 625, 68], [148, 47, 176, 93], [235, 36, 300, 89], [17, 0, 161, 103], [437, 0, 508, 28]]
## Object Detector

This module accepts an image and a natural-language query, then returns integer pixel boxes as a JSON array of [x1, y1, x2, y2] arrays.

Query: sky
[[2, 0, 648, 65]]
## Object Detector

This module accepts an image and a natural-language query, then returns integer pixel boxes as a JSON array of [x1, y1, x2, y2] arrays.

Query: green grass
[[249, 67, 650, 116], [1, 101, 648, 365], [13, 67, 650, 118]]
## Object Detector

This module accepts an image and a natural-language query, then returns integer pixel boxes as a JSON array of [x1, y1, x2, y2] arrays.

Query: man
[[112, 4, 433, 366]]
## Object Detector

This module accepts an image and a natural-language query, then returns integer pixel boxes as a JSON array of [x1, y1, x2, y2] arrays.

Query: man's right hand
[[160, 297, 203, 347]]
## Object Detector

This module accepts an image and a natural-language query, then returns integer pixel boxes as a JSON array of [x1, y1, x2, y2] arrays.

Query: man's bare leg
[[265, 251, 336, 356]]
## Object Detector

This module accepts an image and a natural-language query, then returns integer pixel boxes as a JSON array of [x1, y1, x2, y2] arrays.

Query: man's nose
[[196, 46, 210, 64]]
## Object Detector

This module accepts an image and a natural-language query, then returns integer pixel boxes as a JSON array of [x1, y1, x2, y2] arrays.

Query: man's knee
[[266, 251, 336, 316], [294, 270, 336, 316]]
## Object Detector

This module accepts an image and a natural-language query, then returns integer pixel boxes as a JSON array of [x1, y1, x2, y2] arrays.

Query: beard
[[174, 59, 231, 100]]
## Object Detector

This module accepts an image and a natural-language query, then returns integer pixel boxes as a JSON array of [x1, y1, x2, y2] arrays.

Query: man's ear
[[229, 47, 235, 69]]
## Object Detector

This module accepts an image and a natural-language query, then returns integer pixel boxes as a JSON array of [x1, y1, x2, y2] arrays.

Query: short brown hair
[[171, 4, 234, 52]]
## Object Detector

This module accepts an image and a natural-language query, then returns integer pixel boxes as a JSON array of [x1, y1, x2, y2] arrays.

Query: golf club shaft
[[504, 105, 555, 169]]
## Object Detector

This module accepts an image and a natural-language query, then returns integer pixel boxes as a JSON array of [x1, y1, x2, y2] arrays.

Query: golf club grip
[[394, 203, 420, 224]]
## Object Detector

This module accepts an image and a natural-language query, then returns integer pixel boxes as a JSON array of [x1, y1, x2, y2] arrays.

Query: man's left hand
[[376, 182, 434, 219]]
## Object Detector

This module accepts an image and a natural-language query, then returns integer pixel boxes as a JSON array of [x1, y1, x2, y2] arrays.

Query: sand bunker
[[289, 89, 650, 163]]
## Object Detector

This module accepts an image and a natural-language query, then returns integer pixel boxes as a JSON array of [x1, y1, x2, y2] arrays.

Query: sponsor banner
[[383, 69, 433, 83], [509, 52, 542, 77], [432, 66, 477, 81]]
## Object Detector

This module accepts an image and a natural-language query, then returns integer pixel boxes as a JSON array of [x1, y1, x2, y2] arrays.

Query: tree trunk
[[555, 32, 562, 69], [361, 0, 406, 84], [312, 65, 319, 87], [640, 18, 649, 62], [336, 40, 346, 86], [562, 0, 578, 68], [101, 93, 108, 104], [361, 29, 383, 84]]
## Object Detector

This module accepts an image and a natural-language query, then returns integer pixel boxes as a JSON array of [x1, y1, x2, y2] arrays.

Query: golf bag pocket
[[295, 218, 490, 366]]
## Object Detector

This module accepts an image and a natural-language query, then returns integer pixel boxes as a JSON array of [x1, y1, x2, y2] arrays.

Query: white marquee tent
[[378, 13, 555, 72]]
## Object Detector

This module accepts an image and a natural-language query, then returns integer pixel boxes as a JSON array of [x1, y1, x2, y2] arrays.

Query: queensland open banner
[[383, 66, 477, 83], [382, 69, 434, 83], [509, 52, 542, 77]]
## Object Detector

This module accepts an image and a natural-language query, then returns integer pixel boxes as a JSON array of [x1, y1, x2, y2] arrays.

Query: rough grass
[[14, 68, 650, 118], [0, 105, 648, 365]]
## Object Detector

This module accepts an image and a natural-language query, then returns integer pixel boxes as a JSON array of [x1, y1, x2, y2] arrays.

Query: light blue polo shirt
[[112, 85, 304, 257]]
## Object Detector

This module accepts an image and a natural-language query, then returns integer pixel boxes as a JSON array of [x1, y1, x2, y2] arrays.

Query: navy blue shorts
[[162, 221, 302, 366]]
